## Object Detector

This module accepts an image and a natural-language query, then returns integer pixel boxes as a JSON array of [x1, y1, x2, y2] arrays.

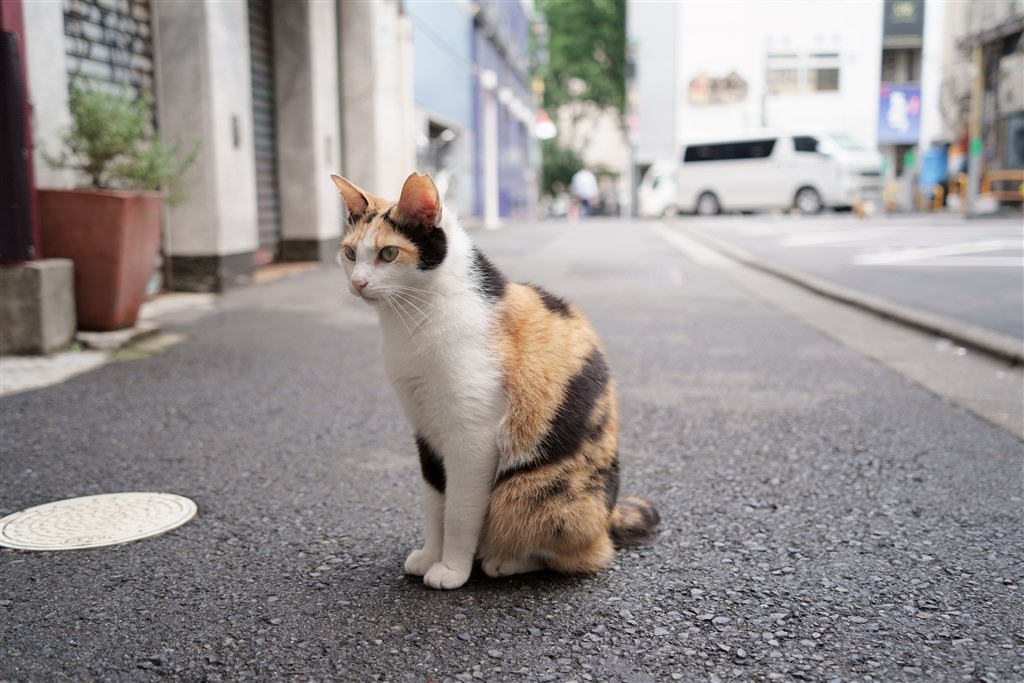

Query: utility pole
[[966, 43, 983, 216]]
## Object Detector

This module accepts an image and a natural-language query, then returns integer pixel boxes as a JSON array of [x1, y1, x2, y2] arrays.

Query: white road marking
[[853, 240, 1021, 265], [856, 256, 1023, 268], [782, 228, 896, 246], [651, 223, 736, 267]]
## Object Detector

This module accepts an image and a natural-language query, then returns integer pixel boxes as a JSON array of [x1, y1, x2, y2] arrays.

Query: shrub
[[47, 84, 198, 205]]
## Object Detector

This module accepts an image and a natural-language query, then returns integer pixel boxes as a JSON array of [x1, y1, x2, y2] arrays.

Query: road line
[[782, 227, 896, 246], [853, 240, 1019, 265], [856, 256, 1023, 268], [651, 222, 736, 267]]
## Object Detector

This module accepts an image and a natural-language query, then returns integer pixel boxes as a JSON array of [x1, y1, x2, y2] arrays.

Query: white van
[[638, 161, 680, 217], [669, 131, 882, 215]]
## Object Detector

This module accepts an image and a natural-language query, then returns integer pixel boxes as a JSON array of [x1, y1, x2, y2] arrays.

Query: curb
[[679, 223, 1024, 367]]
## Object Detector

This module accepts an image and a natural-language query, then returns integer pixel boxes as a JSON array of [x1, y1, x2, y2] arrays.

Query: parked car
[[644, 131, 884, 216], [638, 161, 680, 218]]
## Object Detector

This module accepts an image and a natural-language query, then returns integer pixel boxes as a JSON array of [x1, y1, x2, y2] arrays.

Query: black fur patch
[[529, 284, 572, 317], [532, 474, 572, 504], [416, 436, 446, 493], [496, 349, 610, 483], [602, 457, 620, 511], [383, 208, 447, 270], [472, 248, 507, 302]]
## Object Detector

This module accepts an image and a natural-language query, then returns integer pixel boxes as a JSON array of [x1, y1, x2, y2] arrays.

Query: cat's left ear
[[330, 174, 370, 221], [395, 172, 442, 229]]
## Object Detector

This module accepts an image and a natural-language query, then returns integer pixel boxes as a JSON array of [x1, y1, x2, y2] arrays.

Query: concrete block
[[0, 259, 76, 355]]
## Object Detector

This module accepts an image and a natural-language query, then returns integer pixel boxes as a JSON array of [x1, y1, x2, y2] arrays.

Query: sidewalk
[[0, 260, 324, 397], [0, 293, 216, 397]]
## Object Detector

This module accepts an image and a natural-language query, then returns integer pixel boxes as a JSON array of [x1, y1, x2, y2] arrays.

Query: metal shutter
[[248, 0, 280, 265]]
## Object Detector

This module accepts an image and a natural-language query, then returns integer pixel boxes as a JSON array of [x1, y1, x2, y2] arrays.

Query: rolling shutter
[[248, 0, 280, 265]]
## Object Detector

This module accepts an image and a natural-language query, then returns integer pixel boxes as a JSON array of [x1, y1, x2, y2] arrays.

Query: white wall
[[274, 0, 342, 244], [310, 0, 343, 240], [22, 1, 74, 188], [154, 1, 258, 257], [340, 0, 416, 198], [675, 1, 884, 149], [918, 0, 947, 148], [629, 1, 678, 164]]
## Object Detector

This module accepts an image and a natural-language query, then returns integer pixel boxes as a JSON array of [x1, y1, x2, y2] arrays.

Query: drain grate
[[0, 492, 197, 551]]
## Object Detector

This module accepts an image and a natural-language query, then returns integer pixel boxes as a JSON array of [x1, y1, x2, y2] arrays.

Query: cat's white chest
[[380, 292, 505, 454]]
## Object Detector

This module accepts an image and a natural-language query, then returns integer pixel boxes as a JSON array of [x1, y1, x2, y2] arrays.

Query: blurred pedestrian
[[571, 166, 599, 218]]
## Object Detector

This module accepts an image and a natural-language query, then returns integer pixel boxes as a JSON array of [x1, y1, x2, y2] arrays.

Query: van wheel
[[795, 187, 823, 215], [696, 192, 720, 216]]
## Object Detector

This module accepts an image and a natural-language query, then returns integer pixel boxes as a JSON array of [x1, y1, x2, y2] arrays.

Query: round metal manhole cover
[[0, 492, 197, 551]]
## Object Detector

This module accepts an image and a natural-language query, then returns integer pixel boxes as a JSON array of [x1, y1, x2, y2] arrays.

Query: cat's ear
[[330, 174, 370, 221], [395, 172, 442, 229]]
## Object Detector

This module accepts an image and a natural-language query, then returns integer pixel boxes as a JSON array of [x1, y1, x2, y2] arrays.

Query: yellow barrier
[[981, 169, 1024, 202]]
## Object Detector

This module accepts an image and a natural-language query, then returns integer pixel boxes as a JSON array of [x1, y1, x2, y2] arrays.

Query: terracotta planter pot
[[38, 189, 163, 331]]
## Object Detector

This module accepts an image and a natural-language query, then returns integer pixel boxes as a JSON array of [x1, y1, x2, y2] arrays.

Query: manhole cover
[[0, 492, 197, 551]]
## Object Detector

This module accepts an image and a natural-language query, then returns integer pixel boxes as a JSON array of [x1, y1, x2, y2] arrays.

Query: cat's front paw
[[404, 548, 439, 576], [423, 561, 471, 590]]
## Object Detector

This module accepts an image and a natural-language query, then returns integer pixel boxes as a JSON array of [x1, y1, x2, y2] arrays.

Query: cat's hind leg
[[481, 555, 545, 578], [544, 533, 615, 575]]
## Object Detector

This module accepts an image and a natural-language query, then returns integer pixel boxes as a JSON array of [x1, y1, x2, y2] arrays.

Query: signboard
[[883, 0, 925, 47], [687, 72, 748, 106], [878, 84, 921, 145]]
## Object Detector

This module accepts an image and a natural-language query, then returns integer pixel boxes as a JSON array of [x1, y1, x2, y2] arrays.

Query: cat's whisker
[[391, 284, 446, 300], [383, 293, 425, 350], [388, 289, 441, 312], [390, 291, 434, 328], [389, 291, 432, 332]]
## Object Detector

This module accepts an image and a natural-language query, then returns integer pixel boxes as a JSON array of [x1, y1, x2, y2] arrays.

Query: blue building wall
[[404, 0, 535, 219], [404, 1, 474, 129], [472, 0, 534, 218]]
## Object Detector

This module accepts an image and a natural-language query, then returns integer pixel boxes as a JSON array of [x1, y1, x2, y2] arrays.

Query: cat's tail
[[609, 496, 661, 548]]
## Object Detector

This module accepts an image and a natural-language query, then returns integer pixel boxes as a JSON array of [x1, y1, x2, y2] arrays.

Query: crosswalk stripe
[[853, 240, 1020, 265]]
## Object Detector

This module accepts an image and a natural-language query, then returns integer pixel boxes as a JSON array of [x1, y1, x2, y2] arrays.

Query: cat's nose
[[352, 279, 368, 293]]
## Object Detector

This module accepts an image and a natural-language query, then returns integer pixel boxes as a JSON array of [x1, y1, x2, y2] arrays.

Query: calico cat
[[331, 172, 659, 590]]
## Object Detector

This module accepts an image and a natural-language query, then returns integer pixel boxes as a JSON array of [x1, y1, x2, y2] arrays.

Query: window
[[808, 53, 840, 92], [684, 139, 777, 163], [794, 136, 820, 153], [767, 52, 841, 94], [767, 54, 800, 95]]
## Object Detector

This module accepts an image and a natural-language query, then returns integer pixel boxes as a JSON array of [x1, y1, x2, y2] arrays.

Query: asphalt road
[[678, 213, 1024, 341], [1, 218, 1022, 682]]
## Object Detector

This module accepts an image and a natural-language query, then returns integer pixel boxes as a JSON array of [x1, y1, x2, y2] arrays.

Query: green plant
[[47, 85, 198, 205], [541, 139, 585, 196]]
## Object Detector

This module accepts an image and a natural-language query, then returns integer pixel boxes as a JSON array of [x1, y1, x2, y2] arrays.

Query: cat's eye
[[343, 245, 356, 261], [379, 246, 399, 263]]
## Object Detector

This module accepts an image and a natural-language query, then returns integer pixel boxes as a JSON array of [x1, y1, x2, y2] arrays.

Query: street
[[2, 218, 1022, 682], [676, 213, 1024, 341]]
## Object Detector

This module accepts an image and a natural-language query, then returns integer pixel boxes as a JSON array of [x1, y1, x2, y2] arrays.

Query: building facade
[[11, 0, 538, 304], [629, 0, 1022, 210], [939, 0, 1024, 175]]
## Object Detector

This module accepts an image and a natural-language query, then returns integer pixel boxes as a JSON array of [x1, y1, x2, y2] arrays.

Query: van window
[[794, 136, 820, 153], [683, 138, 777, 163]]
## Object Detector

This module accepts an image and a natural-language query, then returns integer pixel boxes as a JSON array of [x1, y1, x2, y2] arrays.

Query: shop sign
[[879, 84, 921, 144]]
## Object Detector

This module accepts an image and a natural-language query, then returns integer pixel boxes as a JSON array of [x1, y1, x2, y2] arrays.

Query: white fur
[[341, 209, 505, 590]]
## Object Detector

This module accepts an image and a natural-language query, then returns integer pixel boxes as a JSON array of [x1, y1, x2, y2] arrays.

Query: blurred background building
[[2, 0, 1021, 354], [629, 0, 1024, 213], [8, 0, 538, 295]]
